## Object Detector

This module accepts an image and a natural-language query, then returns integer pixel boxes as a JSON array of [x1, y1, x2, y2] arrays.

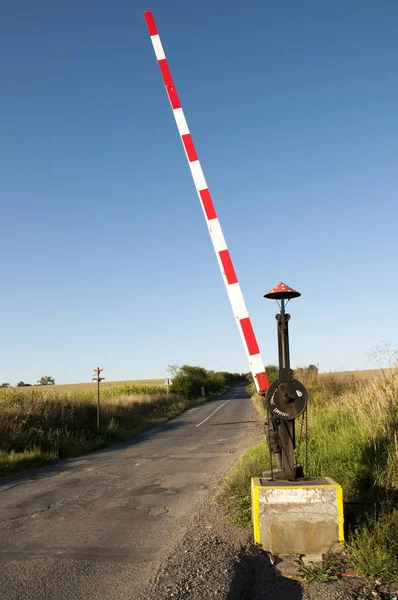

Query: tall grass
[[348, 510, 398, 584], [224, 367, 398, 584], [307, 368, 398, 501], [0, 385, 196, 476]]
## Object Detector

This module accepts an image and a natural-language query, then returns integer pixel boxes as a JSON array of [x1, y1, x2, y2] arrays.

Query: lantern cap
[[264, 282, 301, 300]]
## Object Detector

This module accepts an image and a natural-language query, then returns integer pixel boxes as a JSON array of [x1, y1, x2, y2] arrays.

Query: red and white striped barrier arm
[[144, 11, 269, 394]]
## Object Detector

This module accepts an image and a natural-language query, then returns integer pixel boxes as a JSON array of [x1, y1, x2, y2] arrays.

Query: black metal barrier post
[[263, 283, 308, 480]]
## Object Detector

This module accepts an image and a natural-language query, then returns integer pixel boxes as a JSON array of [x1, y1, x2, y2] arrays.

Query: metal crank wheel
[[265, 379, 308, 421]]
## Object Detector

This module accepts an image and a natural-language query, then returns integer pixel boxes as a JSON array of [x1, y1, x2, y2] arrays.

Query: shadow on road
[[226, 545, 303, 600]]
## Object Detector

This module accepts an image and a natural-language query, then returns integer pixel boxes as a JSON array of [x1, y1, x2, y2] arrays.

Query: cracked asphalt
[[0, 384, 257, 599]]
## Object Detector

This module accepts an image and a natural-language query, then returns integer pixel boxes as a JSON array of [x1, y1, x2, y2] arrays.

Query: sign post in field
[[164, 378, 172, 395], [92, 367, 105, 430]]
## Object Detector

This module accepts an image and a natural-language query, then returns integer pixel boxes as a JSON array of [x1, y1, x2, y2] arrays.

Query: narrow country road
[[0, 384, 256, 600]]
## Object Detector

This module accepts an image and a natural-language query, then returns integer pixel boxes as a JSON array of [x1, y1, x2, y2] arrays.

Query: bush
[[170, 365, 245, 399], [170, 366, 209, 399]]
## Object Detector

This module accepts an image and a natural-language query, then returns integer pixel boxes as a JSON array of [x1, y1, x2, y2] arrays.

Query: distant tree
[[0, 383, 10, 388], [170, 365, 208, 399], [37, 376, 55, 386], [166, 365, 180, 378], [170, 365, 246, 400], [368, 340, 398, 370], [307, 364, 319, 375], [209, 371, 227, 391], [17, 381, 31, 387]]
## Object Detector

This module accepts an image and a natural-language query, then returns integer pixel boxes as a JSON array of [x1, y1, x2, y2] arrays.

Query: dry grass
[[319, 368, 387, 381], [332, 368, 398, 425]]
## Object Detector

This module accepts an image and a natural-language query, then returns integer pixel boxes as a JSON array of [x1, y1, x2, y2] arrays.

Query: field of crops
[[5, 378, 164, 394]]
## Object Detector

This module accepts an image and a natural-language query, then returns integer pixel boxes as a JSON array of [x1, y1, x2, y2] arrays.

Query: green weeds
[[348, 510, 398, 584], [298, 553, 352, 583], [221, 441, 274, 527]]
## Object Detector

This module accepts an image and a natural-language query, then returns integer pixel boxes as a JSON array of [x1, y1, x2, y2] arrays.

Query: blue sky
[[1, 1, 397, 384]]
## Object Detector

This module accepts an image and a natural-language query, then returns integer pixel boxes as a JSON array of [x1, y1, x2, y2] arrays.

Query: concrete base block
[[251, 476, 344, 555]]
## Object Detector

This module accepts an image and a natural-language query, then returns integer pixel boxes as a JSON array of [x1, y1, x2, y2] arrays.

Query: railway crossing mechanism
[[144, 11, 344, 556]]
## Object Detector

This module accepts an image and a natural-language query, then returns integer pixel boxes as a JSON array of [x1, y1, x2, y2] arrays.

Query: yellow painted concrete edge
[[251, 477, 345, 544], [336, 483, 345, 542], [251, 478, 261, 544]]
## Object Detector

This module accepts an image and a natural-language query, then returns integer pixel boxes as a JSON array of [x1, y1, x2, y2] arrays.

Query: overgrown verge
[[0, 366, 246, 477], [222, 366, 398, 585], [0, 388, 193, 476]]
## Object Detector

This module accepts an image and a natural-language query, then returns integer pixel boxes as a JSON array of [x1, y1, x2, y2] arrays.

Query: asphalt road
[[0, 384, 256, 600]]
